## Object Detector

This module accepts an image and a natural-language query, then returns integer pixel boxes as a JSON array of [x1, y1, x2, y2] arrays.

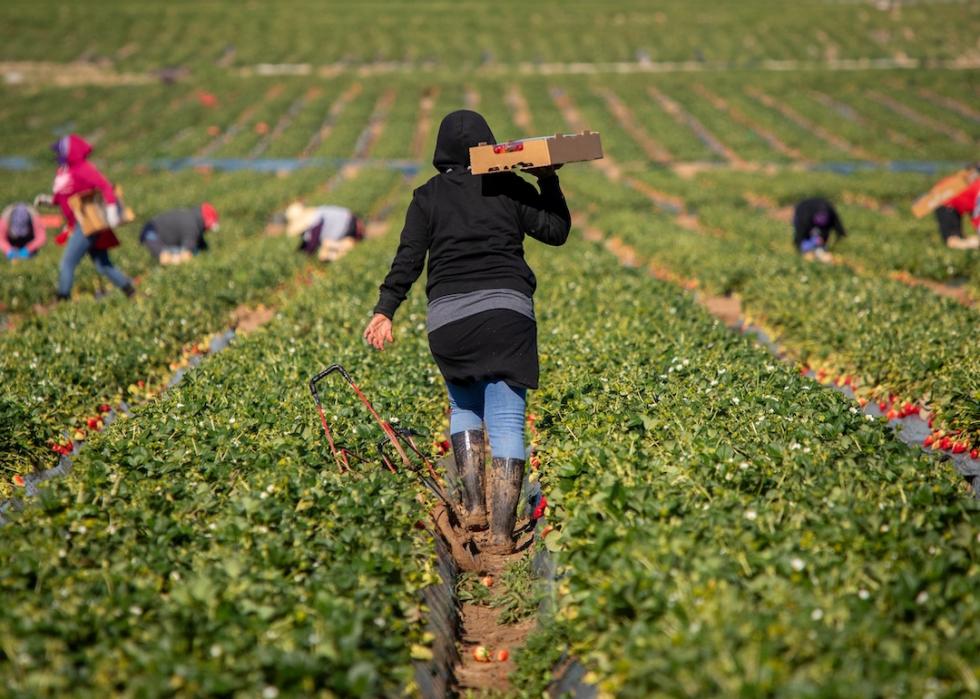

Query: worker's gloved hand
[[799, 232, 825, 254], [105, 204, 121, 228], [17, 247, 30, 259], [5, 250, 16, 261], [55, 226, 71, 246]]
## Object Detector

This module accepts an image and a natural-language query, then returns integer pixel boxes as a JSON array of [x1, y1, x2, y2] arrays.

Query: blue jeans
[[447, 379, 527, 460], [58, 226, 132, 297]]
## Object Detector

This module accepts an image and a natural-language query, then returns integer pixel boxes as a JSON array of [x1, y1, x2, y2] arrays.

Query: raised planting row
[[558, 168, 980, 451], [0, 218, 454, 695], [0, 167, 402, 496], [508, 234, 979, 697], [3, 65, 976, 169], [3, 0, 979, 71], [640, 168, 980, 287], [520, 71, 978, 170]]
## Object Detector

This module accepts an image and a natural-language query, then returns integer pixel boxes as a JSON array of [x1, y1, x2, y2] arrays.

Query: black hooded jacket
[[792, 197, 846, 249], [374, 110, 571, 319]]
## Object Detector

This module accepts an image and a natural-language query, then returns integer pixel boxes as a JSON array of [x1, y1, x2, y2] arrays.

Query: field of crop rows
[[1, 1, 978, 696]]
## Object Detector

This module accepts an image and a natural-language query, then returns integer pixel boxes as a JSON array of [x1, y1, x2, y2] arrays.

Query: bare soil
[[230, 304, 276, 334], [1, 61, 152, 87], [702, 294, 743, 327], [431, 503, 539, 694]]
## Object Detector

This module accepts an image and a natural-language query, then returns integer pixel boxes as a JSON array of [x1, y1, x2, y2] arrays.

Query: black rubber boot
[[450, 430, 488, 531], [55, 292, 70, 302], [122, 283, 136, 298], [487, 457, 525, 553]]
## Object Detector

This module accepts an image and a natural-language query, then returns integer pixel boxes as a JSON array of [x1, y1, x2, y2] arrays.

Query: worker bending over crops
[[934, 167, 980, 250], [364, 110, 571, 554], [793, 197, 846, 263], [286, 202, 364, 262], [140, 203, 220, 265], [0, 202, 45, 261], [36, 135, 135, 300]]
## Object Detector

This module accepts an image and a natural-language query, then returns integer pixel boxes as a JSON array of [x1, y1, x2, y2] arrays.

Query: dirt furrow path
[[410, 86, 440, 161], [746, 86, 877, 161], [595, 86, 673, 163], [464, 85, 481, 111], [915, 88, 980, 123], [250, 86, 322, 158], [809, 90, 921, 152], [314, 88, 398, 193], [299, 81, 363, 157], [350, 87, 397, 160], [867, 91, 974, 145], [505, 84, 534, 135], [550, 88, 724, 237], [693, 84, 806, 161], [647, 85, 745, 165], [196, 84, 286, 158], [550, 87, 623, 180]]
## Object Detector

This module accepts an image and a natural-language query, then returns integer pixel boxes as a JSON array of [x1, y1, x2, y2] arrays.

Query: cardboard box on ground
[[469, 131, 603, 175]]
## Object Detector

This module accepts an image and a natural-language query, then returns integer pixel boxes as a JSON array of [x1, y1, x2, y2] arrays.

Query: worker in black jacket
[[140, 203, 219, 265], [793, 197, 846, 262], [364, 110, 571, 553]]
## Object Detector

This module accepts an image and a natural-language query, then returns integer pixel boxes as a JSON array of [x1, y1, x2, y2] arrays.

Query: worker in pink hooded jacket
[[35, 134, 134, 299]]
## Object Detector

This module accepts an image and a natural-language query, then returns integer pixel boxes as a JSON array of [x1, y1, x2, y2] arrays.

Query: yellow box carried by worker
[[67, 187, 136, 235]]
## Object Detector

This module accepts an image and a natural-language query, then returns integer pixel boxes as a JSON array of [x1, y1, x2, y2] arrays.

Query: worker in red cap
[[139, 202, 220, 265]]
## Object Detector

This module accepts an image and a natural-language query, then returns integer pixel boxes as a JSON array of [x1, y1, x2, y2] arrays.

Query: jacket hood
[[432, 110, 495, 172], [51, 134, 93, 166], [9, 204, 33, 238]]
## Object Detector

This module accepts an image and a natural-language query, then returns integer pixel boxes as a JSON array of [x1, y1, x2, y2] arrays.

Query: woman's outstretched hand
[[363, 313, 394, 351]]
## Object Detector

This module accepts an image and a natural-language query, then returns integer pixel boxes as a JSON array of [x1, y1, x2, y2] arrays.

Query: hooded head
[[432, 110, 495, 172], [9, 204, 33, 240], [201, 202, 219, 231], [51, 134, 93, 166]]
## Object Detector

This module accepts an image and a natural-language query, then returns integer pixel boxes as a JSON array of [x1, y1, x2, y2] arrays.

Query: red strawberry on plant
[[13, 475, 25, 488], [86, 417, 103, 430], [532, 496, 549, 520], [952, 443, 967, 454], [971, 449, 979, 460], [97, 404, 111, 414], [923, 435, 934, 447], [878, 401, 888, 412], [939, 437, 953, 451]]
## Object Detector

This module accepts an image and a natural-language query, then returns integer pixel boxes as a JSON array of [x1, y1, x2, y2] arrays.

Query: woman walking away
[[38, 135, 134, 300], [364, 110, 571, 554]]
